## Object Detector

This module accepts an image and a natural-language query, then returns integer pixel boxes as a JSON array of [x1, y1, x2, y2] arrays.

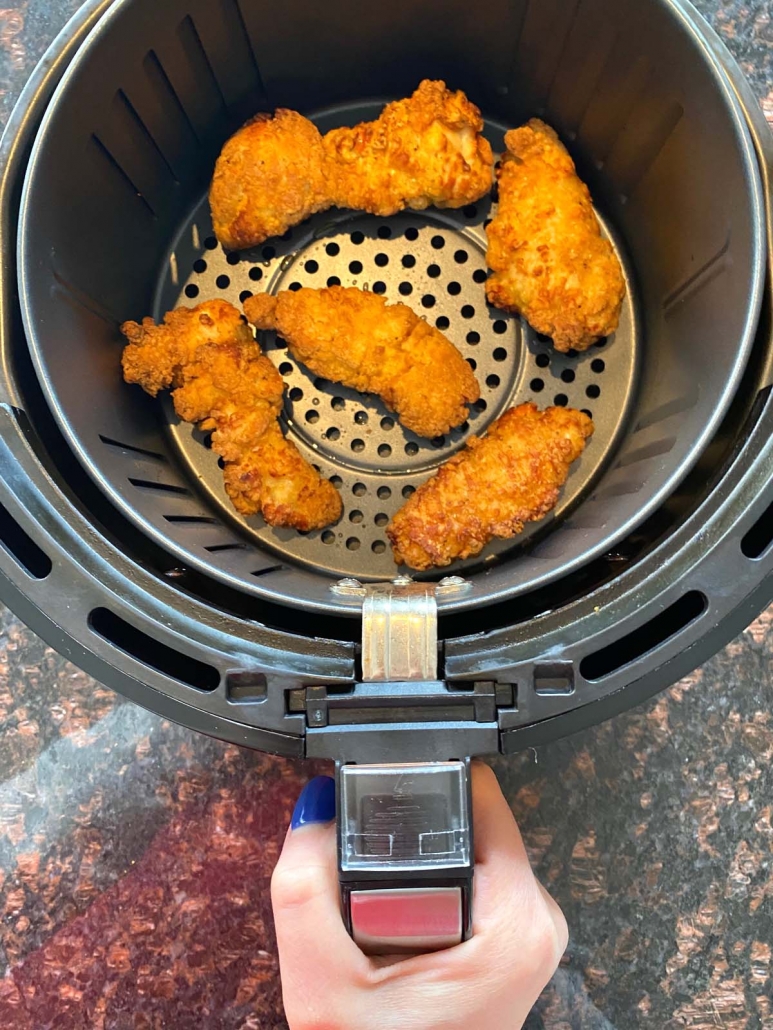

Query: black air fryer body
[[0, 0, 772, 763]]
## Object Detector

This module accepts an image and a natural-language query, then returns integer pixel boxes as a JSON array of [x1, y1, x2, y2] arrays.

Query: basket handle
[[337, 760, 473, 955]]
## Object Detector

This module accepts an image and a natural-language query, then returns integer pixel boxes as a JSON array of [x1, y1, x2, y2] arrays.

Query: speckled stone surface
[[1, 1, 772, 1027]]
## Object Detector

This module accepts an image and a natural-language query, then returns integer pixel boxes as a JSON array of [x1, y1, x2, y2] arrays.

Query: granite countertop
[[1, 1, 772, 1027]]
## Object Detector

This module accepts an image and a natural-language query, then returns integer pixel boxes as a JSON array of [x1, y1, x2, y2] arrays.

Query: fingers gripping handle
[[337, 760, 474, 954]]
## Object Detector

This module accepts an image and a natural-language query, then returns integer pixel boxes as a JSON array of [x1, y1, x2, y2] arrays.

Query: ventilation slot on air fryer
[[0, 501, 52, 579], [89, 607, 220, 690], [128, 478, 192, 496], [580, 591, 707, 681], [741, 499, 773, 559]]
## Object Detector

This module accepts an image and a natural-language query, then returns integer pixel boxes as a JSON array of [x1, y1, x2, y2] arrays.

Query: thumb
[[271, 776, 364, 1010]]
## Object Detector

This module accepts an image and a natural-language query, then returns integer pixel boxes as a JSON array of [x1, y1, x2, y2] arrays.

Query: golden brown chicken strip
[[210, 81, 494, 249], [244, 286, 480, 438], [209, 110, 329, 252], [121, 299, 342, 530], [387, 403, 593, 569], [323, 79, 494, 216], [486, 120, 625, 352], [220, 420, 343, 529]]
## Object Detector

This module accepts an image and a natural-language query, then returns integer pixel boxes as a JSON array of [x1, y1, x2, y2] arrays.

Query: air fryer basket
[[17, 0, 765, 616], [0, 0, 772, 760]]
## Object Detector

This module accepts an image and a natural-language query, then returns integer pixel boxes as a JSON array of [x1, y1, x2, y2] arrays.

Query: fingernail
[[291, 775, 336, 830]]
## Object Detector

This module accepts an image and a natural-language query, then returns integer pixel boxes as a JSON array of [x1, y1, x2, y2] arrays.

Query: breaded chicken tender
[[387, 403, 593, 569], [210, 110, 329, 251], [323, 79, 494, 216], [220, 420, 342, 528], [486, 120, 625, 352], [121, 299, 341, 530], [210, 81, 494, 249], [244, 286, 480, 438]]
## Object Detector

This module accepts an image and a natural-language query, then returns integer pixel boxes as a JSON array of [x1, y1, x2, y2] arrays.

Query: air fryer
[[1, 0, 772, 947]]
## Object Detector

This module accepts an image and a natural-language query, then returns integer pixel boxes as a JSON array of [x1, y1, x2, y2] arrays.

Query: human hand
[[271, 762, 568, 1030]]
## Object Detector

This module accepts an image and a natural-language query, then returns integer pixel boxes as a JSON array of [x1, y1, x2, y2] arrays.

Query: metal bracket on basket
[[315, 577, 479, 954], [333, 574, 470, 681]]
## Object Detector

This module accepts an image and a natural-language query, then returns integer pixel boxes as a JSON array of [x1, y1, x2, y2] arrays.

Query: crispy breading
[[221, 421, 342, 529], [387, 403, 593, 569], [209, 110, 329, 251], [323, 79, 494, 216], [210, 81, 494, 249], [244, 286, 480, 438], [120, 299, 342, 530], [486, 119, 625, 352]]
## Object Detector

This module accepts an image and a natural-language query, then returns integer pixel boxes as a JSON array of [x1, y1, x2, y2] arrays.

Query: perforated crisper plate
[[156, 185, 638, 582]]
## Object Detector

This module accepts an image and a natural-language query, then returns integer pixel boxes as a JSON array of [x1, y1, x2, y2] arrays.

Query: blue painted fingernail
[[291, 775, 336, 830]]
